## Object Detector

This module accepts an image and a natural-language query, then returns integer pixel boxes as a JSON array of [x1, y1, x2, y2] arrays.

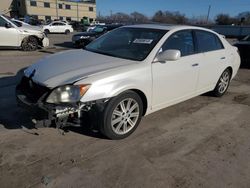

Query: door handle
[[192, 63, 199, 67], [220, 57, 226, 60]]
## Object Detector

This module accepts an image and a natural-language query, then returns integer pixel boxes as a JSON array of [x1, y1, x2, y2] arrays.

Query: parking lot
[[0, 34, 250, 188]]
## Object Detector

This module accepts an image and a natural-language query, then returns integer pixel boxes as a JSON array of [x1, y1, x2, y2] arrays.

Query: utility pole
[[56, 0, 58, 19], [206, 5, 211, 24], [77, 2, 79, 21]]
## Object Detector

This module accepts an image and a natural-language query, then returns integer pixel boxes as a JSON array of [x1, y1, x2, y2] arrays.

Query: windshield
[[93, 26, 105, 33], [2, 15, 20, 27], [242, 35, 250, 41], [85, 27, 167, 61]]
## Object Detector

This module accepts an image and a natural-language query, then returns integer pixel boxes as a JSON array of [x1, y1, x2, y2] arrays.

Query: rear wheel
[[21, 36, 38, 51], [212, 68, 232, 97], [65, 30, 70, 35], [100, 91, 143, 140]]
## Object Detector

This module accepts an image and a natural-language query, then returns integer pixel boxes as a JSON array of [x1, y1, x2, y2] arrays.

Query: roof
[[123, 24, 211, 32]]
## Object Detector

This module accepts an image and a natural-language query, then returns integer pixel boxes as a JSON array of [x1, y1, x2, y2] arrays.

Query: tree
[[237, 11, 250, 25], [152, 11, 188, 24], [130, 12, 149, 23], [215, 14, 237, 25]]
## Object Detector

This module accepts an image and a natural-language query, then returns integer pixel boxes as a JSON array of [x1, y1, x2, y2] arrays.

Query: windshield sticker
[[133, 39, 153, 44]]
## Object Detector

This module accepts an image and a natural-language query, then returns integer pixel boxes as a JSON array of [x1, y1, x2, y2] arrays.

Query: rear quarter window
[[195, 30, 224, 53]]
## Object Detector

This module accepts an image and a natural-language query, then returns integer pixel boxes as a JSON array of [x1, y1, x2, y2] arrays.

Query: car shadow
[[0, 68, 36, 129], [53, 42, 76, 49], [0, 68, 105, 139]]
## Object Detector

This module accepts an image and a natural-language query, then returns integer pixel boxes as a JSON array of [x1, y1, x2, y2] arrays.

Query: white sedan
[[16, 25, 240, 139], [42, 21, 73, 34], [0, 14, 49, 51]]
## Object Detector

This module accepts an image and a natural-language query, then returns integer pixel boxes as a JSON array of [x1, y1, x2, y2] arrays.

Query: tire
[[65, 30, 70, 35], [21, 36, 38, 51], [212, 68, 232, 97], [100, 91, 143, 140], [44, 29, 50, 35]]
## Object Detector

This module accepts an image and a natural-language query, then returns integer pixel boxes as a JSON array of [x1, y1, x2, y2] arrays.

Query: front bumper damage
[[42, 37, 49, 48], [16, 76, 107, 130]]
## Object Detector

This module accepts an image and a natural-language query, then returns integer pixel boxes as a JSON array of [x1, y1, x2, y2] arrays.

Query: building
[[0, 0, 17, 16], [1, 0, 96, 22]]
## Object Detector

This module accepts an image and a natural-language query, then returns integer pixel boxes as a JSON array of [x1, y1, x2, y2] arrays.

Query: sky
[[95, 0, 250, 19]]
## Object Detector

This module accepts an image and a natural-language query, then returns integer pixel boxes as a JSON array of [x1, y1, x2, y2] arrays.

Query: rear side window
[[162, 30, 195, 57], [195, 30, 224, 53]]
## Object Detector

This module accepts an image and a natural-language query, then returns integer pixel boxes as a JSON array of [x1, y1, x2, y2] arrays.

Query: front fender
[[76, 65, 152, 105], [80, 79, 148, 102]]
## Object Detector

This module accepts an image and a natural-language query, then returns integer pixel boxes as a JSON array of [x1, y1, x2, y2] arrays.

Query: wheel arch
[[119, 89, 148, 116], [21, 35, 41, 46], [226, 66, 233, 79]]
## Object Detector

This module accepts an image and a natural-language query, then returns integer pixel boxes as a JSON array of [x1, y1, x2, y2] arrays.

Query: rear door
[[57, 22, 66, 33], [194, 30, 227, 92]]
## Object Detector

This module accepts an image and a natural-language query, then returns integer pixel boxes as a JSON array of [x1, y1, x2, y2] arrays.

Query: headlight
[[46, 84, 90, 104], [80, 36, 90, 39]]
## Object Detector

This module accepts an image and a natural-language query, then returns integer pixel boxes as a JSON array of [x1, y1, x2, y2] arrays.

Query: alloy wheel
[[218, 70, 230, 94], [111, 98, 140, 135]]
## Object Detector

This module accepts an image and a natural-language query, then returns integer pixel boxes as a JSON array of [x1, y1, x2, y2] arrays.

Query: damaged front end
[[16, 76, 106, 130]]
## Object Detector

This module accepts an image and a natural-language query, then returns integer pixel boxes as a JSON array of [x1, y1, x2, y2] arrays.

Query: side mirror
[[154, 49, 181, 62], [5, 22, 12, 29]]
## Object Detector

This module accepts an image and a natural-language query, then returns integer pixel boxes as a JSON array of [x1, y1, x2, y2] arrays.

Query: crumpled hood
[[25, 50, 135, 88], [18, 25, 43, 33]]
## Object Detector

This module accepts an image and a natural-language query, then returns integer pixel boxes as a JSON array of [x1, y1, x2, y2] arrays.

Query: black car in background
[[234, 36, 250, 68], [72, 24, 123, 47]]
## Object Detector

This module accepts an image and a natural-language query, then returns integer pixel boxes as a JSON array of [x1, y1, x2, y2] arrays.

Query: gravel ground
[[0, 35, 249, 188]]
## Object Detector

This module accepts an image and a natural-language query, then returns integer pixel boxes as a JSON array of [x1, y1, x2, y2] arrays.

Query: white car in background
[[17, 25, 240, 139], [43, 21, 74, 34], [0, 15, 49, 51]]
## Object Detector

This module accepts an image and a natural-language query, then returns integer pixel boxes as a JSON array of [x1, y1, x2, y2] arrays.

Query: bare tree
[[152, 11, 188, 24], [130, 12, 149, 23], [215, 14, 238, 25]]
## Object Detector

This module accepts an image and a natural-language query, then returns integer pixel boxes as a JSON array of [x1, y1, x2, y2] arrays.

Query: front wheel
[[212, 68, 232, 97], [100, 91, 143, 140], [21, 36, 38, 51], [44, 29, 50, 35]]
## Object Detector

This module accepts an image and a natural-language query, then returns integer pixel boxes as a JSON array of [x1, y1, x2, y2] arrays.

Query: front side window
[[0, 16, 7, 27], [195, 30, 224, 53], [161, 30, 195, 57], [85, 27, 167, 61], [57, 23, 65, 26]]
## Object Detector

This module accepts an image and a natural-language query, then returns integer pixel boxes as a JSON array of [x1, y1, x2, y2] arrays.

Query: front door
[[0, 17, 19, 47], [152, 30, 200, 111]]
